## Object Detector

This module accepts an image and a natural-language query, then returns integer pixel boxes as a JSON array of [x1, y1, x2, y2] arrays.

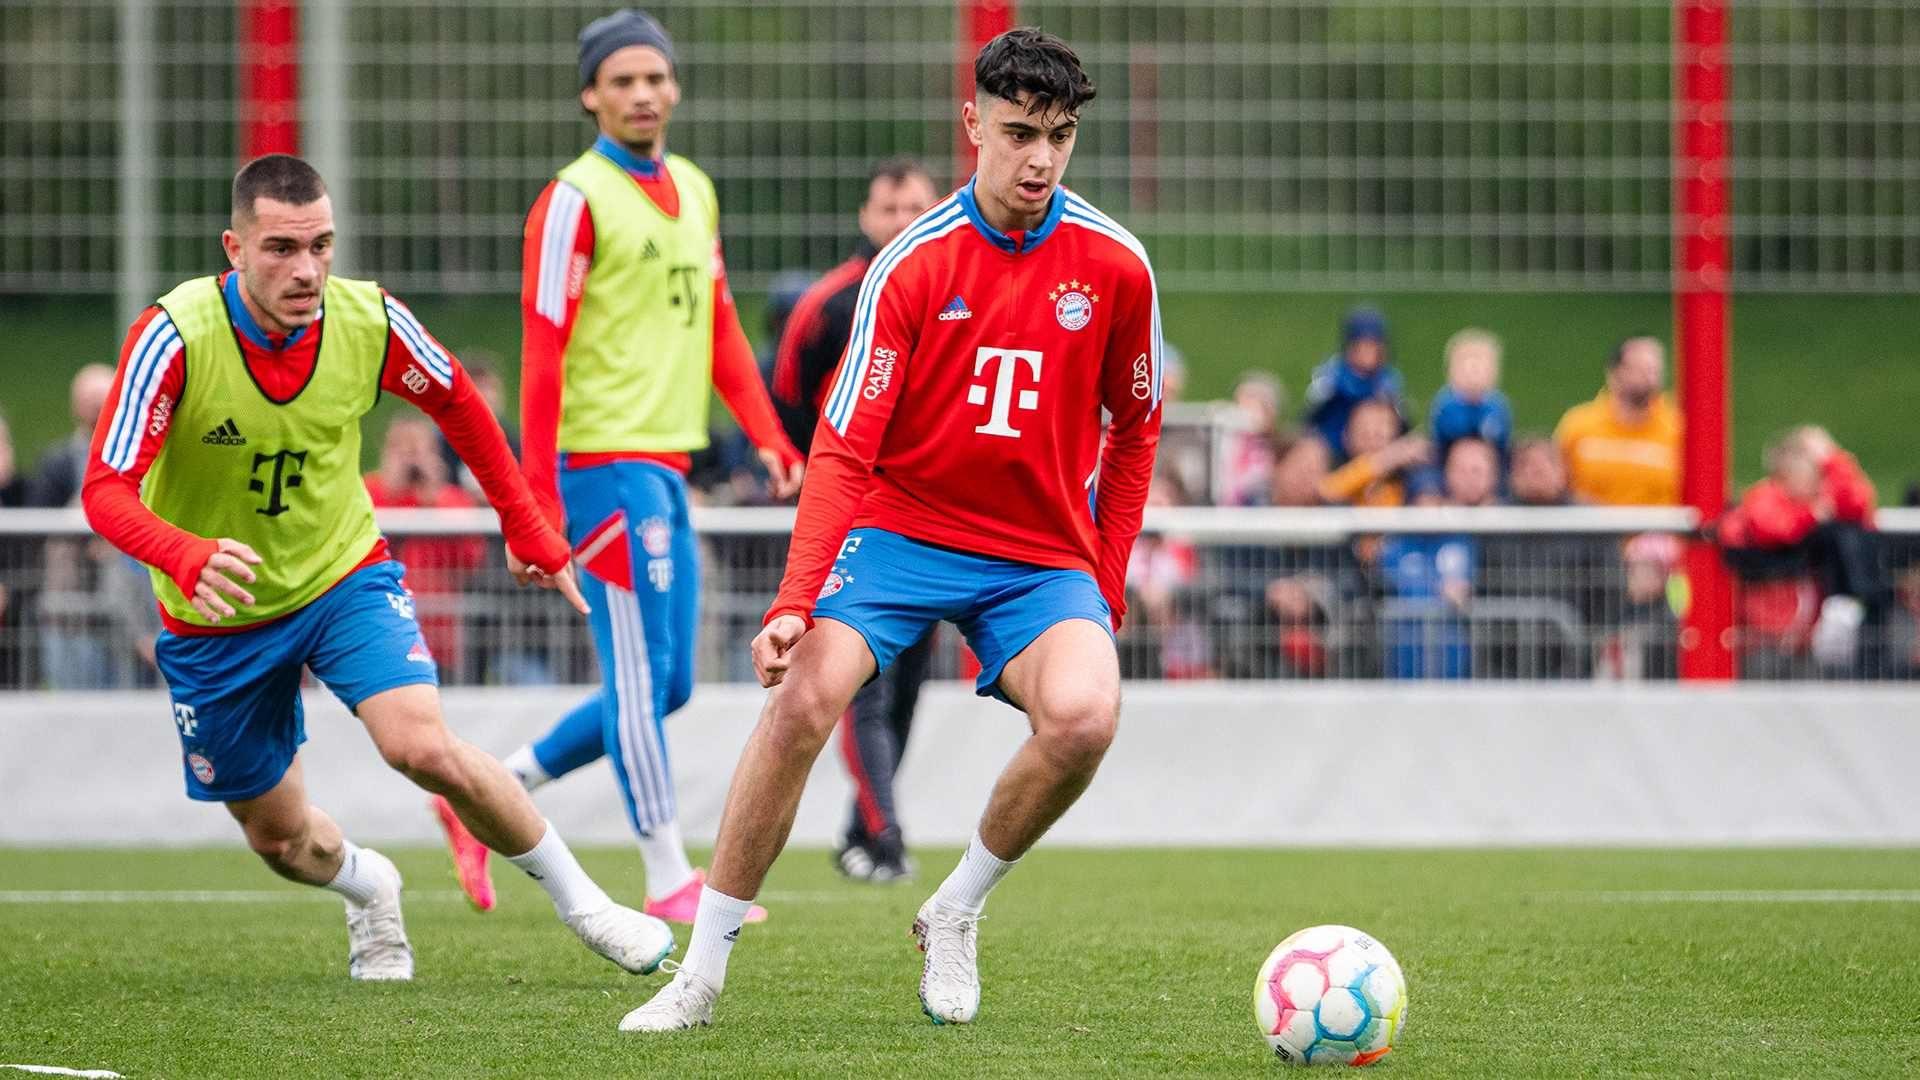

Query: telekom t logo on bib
[[968, 348, 1043, 437]]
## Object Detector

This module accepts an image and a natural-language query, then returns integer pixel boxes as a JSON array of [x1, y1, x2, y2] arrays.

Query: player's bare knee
[[768, 677, 848, 748], [1035, 695, 1118, 767], [242, 817, 308, 869], [379, 729, 464, 791]]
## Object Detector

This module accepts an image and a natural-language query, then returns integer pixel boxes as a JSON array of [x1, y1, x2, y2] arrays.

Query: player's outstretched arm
[[751, 614, 810, 687], [377, 293, 585, 613]]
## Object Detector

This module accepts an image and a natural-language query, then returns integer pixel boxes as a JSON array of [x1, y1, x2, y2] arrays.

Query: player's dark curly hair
[[232, 154, 327, 225], [974, 28, 1096, 117]]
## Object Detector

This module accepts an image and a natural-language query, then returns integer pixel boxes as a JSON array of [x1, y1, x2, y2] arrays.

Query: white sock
[[933, 832, 1018, 916], [323, 840, 385, 905], [637, 820, 698, 901], [679, 885, 754, 991], [502, 744, 551, 791], [503, 821, 611, 917]]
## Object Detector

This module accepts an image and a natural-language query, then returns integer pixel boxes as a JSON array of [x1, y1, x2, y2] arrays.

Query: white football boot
[[345, 848, 413, 980], [619, 968, 719, 1032], [562, 900, 676, 975], [911, 898, 981, 1024]]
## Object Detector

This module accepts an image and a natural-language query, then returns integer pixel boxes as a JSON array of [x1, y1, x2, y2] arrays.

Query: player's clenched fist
[[752, 614, 809, 687], [193, 538, 263, 624]]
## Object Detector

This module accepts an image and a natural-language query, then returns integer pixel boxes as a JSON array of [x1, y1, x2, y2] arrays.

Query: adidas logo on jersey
[[937, 295, 973, 321], [641, 237, 662, 261], [202, 418, 246, 446]]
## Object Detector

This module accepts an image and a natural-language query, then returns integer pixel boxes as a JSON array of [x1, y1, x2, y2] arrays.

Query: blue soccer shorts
[[810, 527, 1113, 704], [153, 560, 440, 803]]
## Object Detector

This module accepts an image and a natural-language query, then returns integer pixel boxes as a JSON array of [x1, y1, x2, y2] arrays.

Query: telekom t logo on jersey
[[968, 348, 1043, 437]]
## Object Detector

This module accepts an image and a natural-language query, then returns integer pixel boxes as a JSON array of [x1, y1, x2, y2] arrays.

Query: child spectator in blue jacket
[[1304, 306, 1407, 456], [1428, 328, 1513, 480]]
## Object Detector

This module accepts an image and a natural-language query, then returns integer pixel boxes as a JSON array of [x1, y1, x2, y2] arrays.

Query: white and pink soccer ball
[[1254, 925, 1408, 1067]]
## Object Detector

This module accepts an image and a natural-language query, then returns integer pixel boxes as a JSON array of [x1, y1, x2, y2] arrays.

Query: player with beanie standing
[[623, 28, 1161, 1032], [471, 9, 804, 926]]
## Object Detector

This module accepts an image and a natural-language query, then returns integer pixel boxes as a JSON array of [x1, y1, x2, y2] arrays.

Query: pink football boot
[[430, 794, 497, 912], [644, 868, 768, 925]]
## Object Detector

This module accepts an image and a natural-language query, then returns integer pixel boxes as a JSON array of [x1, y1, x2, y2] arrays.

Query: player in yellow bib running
[[82, 153, 677, 982]]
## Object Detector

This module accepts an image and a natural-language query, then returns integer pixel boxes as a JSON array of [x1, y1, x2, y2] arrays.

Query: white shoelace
[[919, 908, 980, 988]]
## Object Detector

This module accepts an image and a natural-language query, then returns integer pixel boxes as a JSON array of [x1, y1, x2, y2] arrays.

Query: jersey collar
[[592, 134, 666, 180], [957, 175, 1066, 256], [221, 269, 317, 352]]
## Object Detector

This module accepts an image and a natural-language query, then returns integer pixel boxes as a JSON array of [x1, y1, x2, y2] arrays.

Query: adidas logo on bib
[[641, 237, 662, 261], [202, 418, 246, 446]]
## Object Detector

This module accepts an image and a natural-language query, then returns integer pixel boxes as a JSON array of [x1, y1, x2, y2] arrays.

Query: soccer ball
[[1254, 925, 1408, 1066]]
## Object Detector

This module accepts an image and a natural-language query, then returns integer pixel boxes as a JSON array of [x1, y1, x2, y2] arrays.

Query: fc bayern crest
[[639, 517, 672, 558], [187, 753, 215, 784], [1051, 280, 1097, 331], [818, 572, 845, 599]]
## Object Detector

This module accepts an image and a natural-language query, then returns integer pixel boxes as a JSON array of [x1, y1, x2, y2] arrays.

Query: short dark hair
[[232, 154, 327, 225], [869, 155, 932, 188], [1608, 334, 1661, 370], [974, 29, 1096, 117]]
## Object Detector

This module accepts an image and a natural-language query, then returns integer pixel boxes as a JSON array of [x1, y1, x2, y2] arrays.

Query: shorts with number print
[[155, 560, 439, 802]]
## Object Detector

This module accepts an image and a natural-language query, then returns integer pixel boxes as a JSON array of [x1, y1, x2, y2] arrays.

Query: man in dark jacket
[[27, 365, 115, 508], [770, 156, 938, 882]]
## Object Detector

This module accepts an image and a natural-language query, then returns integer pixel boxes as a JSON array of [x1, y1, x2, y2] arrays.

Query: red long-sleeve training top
[[767, 183, 1164, 630], [518, 152, 800, 532]]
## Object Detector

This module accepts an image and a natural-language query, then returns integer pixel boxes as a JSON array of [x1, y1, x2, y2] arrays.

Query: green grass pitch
[[3, 846, 1918, 1078]]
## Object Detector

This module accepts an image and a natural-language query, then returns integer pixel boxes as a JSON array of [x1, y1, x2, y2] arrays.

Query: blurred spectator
[[774, 157, 938, 457], [0, 412, 24, 686], [1428, 329, 1512, 474], [1377, 438, 1497, 679], [0, 412, 25, 507], [1509, 437, 1571, 506], [33, 365, 123, 687], [442, 354, 520, 503], [1268, 435, 1331, 507], [1552, 336, 1680, 506], [1160, 342, 1188, 404], [1719, 426, 1884, 668], [1439, 436, 1500, 508], [365, 415, 486, 676], [1319, 398, 1430, 507], [1124, 472, 1212, 678], [1219, 371, 1285, 506], [1303, 306, 1407, 454], [27, 364, 114, 508]]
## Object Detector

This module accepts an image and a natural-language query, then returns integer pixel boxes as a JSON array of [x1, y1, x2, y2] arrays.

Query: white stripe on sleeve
[[384, 296, 454, 387], [102, 313, 184, 473], [1063, 192, 1164, 410], [822, 198, 968, 434], [534, 182, 588, 328]]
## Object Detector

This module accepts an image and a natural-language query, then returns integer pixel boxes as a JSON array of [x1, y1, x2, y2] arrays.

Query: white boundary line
[[0, 890, 469, 903], [1533, 890, 1920, 903]]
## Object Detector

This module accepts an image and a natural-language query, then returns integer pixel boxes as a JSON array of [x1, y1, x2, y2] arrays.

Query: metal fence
[[3, 0, 1918, 307], [4, 505, 1917, 690]]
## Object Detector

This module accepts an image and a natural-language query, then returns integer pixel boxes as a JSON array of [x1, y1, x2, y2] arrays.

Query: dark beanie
[[1342, 305, 1388, 346], [579, 9, 676, 89]]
